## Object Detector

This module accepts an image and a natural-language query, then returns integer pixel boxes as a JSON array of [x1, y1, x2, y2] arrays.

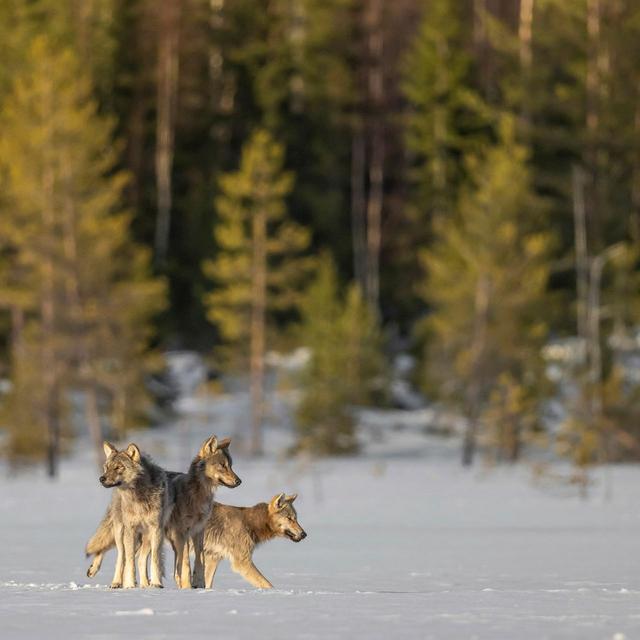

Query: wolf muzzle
[[99, 475, 121, 488]]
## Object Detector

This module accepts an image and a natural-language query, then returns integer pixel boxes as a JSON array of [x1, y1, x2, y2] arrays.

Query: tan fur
[[87, 441, 173, 589], [201, 493, 306, 589]]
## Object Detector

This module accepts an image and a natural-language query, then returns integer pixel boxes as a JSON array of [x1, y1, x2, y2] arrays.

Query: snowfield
[[1, 394, 640, 639]]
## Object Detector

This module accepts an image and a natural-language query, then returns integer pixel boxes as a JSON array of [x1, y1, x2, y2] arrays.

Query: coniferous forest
[[2, 0, 640, 480]]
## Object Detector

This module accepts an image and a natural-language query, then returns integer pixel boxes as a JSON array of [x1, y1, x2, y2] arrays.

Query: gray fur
[[86, 442, 173, 588], [85, 435, 240, 590]]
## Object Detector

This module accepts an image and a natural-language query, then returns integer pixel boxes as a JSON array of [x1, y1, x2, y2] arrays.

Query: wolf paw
[[110, 583, 122, 589], [150, 583, 164, 589]]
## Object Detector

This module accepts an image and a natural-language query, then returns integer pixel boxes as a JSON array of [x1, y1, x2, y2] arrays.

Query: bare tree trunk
[[250, 206, 267, 457], [632, 100, 640, 243], [86, 385, 104, 468], [518, 0, 535, 127], [585, 0, 602, 248], [154, 0, 182, 267], [364, 0, 384, 314], [573, 166, 589, 344], [42, 168, 59, 479], [462, 274, 491, 467], [351, 127, 367, 293], [10, 306, 24, 363]]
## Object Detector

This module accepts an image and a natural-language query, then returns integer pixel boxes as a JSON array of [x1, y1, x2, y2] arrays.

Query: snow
[[1, 392, 640, 639]]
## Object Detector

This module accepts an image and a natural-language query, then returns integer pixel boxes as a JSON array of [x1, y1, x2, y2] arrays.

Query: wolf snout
[[299, 530, 307, 541], [99, 475, 106, 485]]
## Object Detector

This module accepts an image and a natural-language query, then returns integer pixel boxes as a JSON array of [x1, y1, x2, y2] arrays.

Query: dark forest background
[[2, 0, 640, 481]]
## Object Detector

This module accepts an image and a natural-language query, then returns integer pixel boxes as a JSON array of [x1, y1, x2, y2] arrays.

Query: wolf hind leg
[[231, 557, 273, 589], [170, 534, 188, 588], [137, 538, 150, 587], [204, 552, 221, 589], [191, 532, 205, 588], [178, 539, 192, 589], [149, 526, 164, 588]]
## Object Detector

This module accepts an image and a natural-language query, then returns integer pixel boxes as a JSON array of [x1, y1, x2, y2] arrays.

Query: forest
[[1, 0, 639, 481]]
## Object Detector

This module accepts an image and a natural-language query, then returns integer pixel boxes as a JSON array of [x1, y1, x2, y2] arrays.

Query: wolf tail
[[85, 507, 115, 557]]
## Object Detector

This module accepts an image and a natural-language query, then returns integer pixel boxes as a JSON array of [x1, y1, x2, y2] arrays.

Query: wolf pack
[[84, 436, 306, 590]]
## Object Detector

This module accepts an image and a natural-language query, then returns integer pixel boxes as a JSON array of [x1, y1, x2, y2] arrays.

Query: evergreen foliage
[[295, 256, 386, 455]]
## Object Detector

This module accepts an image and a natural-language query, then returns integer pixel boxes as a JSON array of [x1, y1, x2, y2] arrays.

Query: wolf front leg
[[137, 538, 150, 587], [232, 558, 273, 589], [111, 522, 125, 588], [122, 525, 137, 588], [191, 532, 205, 588], [148, 526, 164, 588], [204, 552, 221, 589]]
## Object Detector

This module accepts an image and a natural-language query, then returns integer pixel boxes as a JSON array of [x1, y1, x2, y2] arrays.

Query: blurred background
[[1, 0, 639, 491]]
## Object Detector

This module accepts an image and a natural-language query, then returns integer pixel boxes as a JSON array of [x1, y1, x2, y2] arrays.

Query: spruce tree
[[0, 36, 165, 473], [295, 256, 385, 456], [420, 118, 553, 466], [203, 129, 312, 456]]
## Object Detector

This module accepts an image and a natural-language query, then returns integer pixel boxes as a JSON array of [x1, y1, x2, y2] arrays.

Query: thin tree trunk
[[154, 0, 181, 267], [351, 128, 367, 293], [250, 206, 267, 457], [364, 0, 384, 314], [462, 274, 491, 467], [10, 306, 24, 363], [42, 168, 59, 479], [585, 0, 601, 248], [573, 166, 589, 345], [518, 0, 534, 127], [632, 99, 640, 243], [86, 385, 104, 468]]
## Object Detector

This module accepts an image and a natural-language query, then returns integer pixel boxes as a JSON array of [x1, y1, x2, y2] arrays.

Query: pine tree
[[295, 256, 385, 456], [401, 0, 488, 221], [0, 36, 165, 473], [419, 117, 553, 466], [203, 129, 312, 456]]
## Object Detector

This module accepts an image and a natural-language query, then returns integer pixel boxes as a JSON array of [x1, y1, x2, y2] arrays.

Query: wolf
[[165, 435, 241, 589], [85, 442, 173, 589], [200, 492, 306, 589], [86, 435, 241, 590]]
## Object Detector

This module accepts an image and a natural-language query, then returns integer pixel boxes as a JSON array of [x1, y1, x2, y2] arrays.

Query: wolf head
[[268, 493, 306, 542], [99, 442, 144, 488], [197, 436, 241, 488]]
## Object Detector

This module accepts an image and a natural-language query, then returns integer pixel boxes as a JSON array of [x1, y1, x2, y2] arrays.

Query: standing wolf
[[85, 442, 173, 589], [166, 435, 241, 588], [86, 435, 241, 589], [201, 493, 306, 589]]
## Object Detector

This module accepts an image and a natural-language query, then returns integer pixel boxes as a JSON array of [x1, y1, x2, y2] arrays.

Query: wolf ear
[[103, 441, 117, 459], [269, 493, 286, 512], [199, 436, 218, 458], [285, 493, 298, 504], [217, 437, 231, 450], [125, 443, 141, 462]]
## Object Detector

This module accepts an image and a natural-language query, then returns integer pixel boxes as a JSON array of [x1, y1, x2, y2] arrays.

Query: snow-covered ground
[[1, 393, 640, 639]]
